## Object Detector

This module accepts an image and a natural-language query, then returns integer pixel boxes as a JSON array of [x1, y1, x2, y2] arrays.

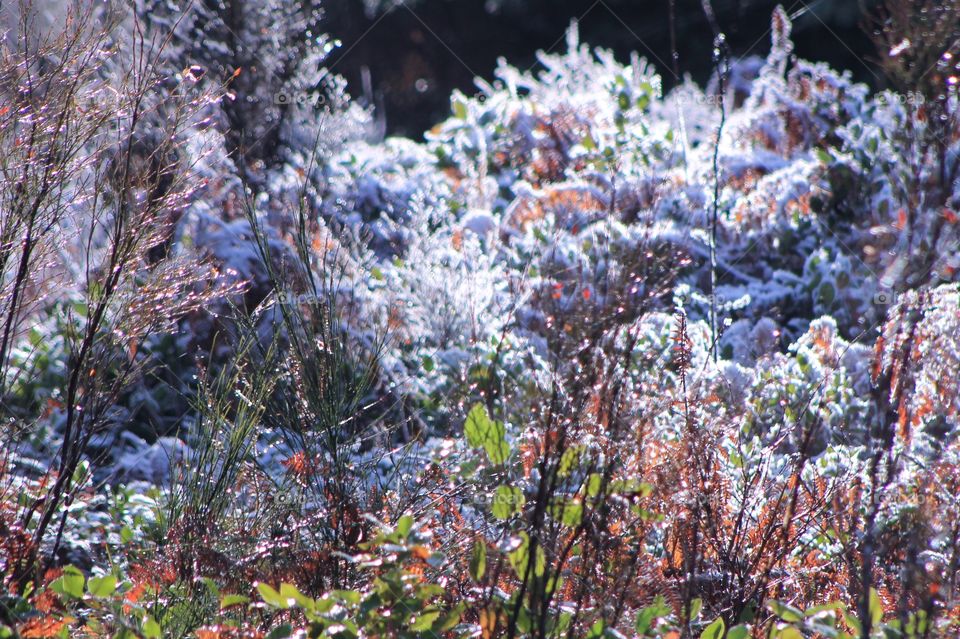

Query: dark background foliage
[[325, 0, 877, 136]]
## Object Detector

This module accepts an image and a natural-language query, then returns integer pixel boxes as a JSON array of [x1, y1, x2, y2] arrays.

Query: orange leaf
[[411, 545, 431, 560], [125, 581, 147, 605], [895, 208, 907, 230], [21, 615, 74, 638], [479, 608, 500, 639], [31, 589, 58, 614]]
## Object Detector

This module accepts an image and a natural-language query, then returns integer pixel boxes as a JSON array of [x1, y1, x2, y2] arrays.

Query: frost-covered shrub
[[744, 316, 873, 453], [802, 243, 877, 333], [279, 9, 958, 631], [6, 1, 960, 635], [875, 284, 960, 440], [272, 6, 958, 463], [318, 138, 454, 257], [138, 0, 366, 171]]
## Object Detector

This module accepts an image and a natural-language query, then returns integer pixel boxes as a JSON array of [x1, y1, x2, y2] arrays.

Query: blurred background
[[324, 0, 877, 137]]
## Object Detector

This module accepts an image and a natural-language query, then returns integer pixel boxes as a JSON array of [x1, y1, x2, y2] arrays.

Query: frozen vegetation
[[1, 0, 959, 637]]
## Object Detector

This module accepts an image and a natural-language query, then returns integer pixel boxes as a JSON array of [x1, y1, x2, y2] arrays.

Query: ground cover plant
[[1, 0, 959, 637]]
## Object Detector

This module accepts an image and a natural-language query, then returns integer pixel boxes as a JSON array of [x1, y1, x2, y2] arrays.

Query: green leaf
[[806, 621, 842, 638], [587, 619, 606, 638], [453, 98, 468, 119], [689, 598, 703, 621], [805, 602, 842, 617], [484, 436, 510, 465], [609, 478, 653, 497], [410, 610, 442, 631], [635, 596, 672, 634], [507, 533, 529, 577], [142, 615, 161, 639], [257, 583, 289, 609], [727, 625, 750, 639], [558, 446, 583, 477], [729, 451, 743, 469], [280, 583, 313, 609], [515, 605, 533, 633], [869, 587, 883, 627], [395, 514, 414, 538], [776, 627, 803, 639], [555, 611, 574, 635], [199, 577, 220, 598], [585, 473, 603, 497], [843, 610, 862, 635], [464, 403, 492, 449], [331, 589, 362, 605], [265, 624, 293, 639], [86, 575, 117, 598], [492, 485, 524, 519], [432, 607, 463, 632], [508, 532, 546, 579], [469, 542, 486, 581], [768, 600, 804, 623], [700, 617, 724, 639], [548, 498, 584, 527], [50, 566, 85, 599], [545, 573, 563, 596], [464, 404, 510, 463], [88, 281, 104, 303], [72, 460, 90, 485], [220, 594, 250, 609]]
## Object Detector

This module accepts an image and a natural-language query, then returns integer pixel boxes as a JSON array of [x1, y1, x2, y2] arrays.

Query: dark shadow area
[[325, 0, 878, 138]]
